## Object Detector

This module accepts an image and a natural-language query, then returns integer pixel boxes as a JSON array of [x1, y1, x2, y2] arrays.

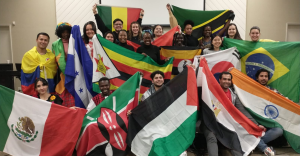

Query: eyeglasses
[[114, 24, 122, 26]]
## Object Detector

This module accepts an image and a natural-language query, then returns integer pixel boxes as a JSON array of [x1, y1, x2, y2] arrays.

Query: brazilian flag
[[171, 5, 234, 40], [223, 38, 300, 102]]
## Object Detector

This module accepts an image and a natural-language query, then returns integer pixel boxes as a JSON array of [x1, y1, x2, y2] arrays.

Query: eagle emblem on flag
[[11, 116, 38, 142]]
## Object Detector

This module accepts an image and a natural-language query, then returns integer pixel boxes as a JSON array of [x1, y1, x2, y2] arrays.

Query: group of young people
[[20, 3, 284, 156]]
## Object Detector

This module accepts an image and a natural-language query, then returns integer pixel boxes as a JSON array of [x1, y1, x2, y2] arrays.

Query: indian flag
[[97, 5, 142, 31], [0, 85, 86, 156], [230, 68, 300, 153]]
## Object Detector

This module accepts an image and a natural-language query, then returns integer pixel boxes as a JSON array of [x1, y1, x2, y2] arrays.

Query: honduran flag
[[198, 59, 264, 156], [127, 66, 198, 156], [0, 85, 86, 156], [230, 68, 300, 153], [97, 5, 141, 31], [65, 25, 97, 108]]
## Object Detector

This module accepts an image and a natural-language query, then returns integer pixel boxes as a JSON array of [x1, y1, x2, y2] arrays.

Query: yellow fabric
[[111, 7, 127, 31], [259, 39, 279, 42], [21, 46, 57, 79]]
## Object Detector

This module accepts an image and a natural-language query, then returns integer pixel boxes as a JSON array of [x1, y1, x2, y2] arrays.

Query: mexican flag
[[127, 66, 198, 156], [230, 68, 300, 153], [0, 85, 86, 156]]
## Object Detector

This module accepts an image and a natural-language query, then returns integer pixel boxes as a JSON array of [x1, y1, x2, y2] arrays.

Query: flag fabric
[[0, 85, 86, 156], [198, 59, 264, 156], [223, 38, 300, 102], [160, 46, 201, 78], [93, 34, 173, 95], [193, 47, 241, 81], [52, 39, 67, 94], [76, 72, 141, 156], [97, 5, 141, 31], [126, 26, 181, 52], [65, 25, 97, 108], [92, 34, 120, 83], [171, 5, 234, 40], [230, 68, 300, 153], [21, 47, 57, 96], [127, 66, 198, 156]]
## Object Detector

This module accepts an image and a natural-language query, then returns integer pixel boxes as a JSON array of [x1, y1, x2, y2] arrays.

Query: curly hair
[[183, 20, 194, 28], [172, 32, 187, 46], [55, 25, 72, 38], [128, 22, 142, 41]]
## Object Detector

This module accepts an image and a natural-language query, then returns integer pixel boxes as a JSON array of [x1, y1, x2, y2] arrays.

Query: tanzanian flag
[[97, 5, 141, 31], [93, 34, 173, 95], [171, 5, 234, 40], [223, 38, 300, 102]]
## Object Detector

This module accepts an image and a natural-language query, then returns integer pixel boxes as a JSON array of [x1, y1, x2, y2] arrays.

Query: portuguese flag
[[223, 38, 300, 102], [171, 5, 234, 40], [0, 85, 86, 156], [97, 5, 141, 31]]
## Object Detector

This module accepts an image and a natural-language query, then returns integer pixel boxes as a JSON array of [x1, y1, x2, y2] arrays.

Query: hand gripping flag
[[223, 38, 300, 102], [65, 25, 97, 108], [198, 59, 264, 156], [76, 72, 141, 156], [127, 66, 198, 156], [230, 68, 300, 153], [0, 85, 86, 156]]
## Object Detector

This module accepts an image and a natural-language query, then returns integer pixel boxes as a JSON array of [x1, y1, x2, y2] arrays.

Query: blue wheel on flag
[[264, 105, 279, 119], [245, 53, 274, 80], [211, 61, 234, 82]]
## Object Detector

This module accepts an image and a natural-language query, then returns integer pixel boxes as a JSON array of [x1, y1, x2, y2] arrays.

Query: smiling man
[[141, 71, 165, 101]]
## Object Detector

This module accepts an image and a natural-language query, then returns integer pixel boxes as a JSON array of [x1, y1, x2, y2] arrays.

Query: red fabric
[[127, 40, 140, 52], [92, 90, 114, 106], [224, 89, 232, 102], [127, 8, 142, 30], [186, 66, 199, 108], [152, 26, 180, 47], [57, 89, 75, 107]]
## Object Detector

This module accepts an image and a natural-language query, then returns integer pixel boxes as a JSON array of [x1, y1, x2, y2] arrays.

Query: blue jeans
[[257, 127, 283, 152]]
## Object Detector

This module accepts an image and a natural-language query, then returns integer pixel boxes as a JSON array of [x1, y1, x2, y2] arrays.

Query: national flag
[[198, 59, 264, 156], [230, 68, 300, 153], [127, 66, 198, 156], [92, 34, 120, 83], [0, 85, 86, 156], [126, 26, 181, 52], [65, 25, 97, 108], [97, 5, 141, 31], [52, 39, 67, 94], [223, 38, 300, 102], [21, 47, 57, 96], [171, 5, 234, 40], [193, 47, 241, 81], [93, 34, 173, 95], [160, 46, 201, 79], [76, 72, 141, 156]]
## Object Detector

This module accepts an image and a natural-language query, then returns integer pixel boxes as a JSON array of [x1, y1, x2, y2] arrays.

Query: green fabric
[[0, 86, 15, 150], [52, 39, 66, 75], [223, 38, 300, 102], [97, 6, 112, 30]]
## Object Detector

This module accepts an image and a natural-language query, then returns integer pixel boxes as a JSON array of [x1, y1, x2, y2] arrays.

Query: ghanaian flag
[[223, 38, 300, 102], [97, 5, 141, 31], [93, 34, 173, 94], [171, 5, 234, 40], [160, 47, 201, 79]]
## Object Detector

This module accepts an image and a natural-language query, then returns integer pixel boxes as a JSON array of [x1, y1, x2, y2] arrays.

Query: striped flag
[[160, 46, 201, 78], [65, 25, 97, 108], [198, 59, 264, 156], [230, 68, 300, 153], [127, 66, 198, 156], [171, 5, 234, 40], [0, 85, 86, 156], [97, 5, 141, 31]]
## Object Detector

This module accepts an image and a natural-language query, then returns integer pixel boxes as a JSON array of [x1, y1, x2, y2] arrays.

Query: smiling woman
[[118, 29, 134, 51], [34, 78, 63, 105]]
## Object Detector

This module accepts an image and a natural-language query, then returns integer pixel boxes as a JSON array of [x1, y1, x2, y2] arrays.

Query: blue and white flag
[[65, 25, 96, 108]]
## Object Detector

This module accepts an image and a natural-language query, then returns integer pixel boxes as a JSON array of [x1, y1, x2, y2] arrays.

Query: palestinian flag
[[198, 59, 264, 156], [223, 38, 300, 102], [230, 68, 300, 153], [0, 85, 86, 156], [171, 5, 234, 40], [93, 34, 173, 95], [97, 5, 141, 31], [160, 46, 201, 79], [76, 72, 141, 156], [127, 66, 198, 156]]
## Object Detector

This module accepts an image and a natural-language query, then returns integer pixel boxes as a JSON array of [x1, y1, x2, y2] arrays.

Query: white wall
[[205, 0, 247, 39]]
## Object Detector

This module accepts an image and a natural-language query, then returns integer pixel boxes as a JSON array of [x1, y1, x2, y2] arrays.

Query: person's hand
[[166, 4, 171, 10], [140, 9, 144, 18], [138, 71, 144, 77], [229, 10, 234, 13], [258, 125, 266, 131], [177, 25, 181, 31], [141, 53, 147, 56], [164, 57, 171, 62], [187, 64, 196, 69], [228, 67, 234, 72], [198, 56, 205, 61], [70, 106, 79, 110], [92, 4, 97, 15], [127, 110, 132, 116]]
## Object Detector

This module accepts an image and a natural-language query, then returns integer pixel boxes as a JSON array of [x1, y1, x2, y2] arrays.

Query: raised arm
[[137, 9, 144, 26], [167, 4, 179, 29], [217, 10, 234, 36], [93, 4, 110, 34]]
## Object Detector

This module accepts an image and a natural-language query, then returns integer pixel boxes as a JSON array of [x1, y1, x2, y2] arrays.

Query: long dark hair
[[152, 25, 163, 38], [209, 35, 222, 50], [34, 77, 48, 89], [103, 31, 115, 43], [172, 32, 187, 46], [225, 23, 242, 40], [82, 21, 96, 44], [128, 22, 142, 41]]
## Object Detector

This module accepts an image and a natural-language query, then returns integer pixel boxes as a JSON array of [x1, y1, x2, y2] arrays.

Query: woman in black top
[[34, 78, 63, 105], [128, 22, 142, 44], [118, 30, 134, 51], [172, 32, 187, 46], [104, 31, 115, 43], [183, 20, 199, 47], [137, 30, 170, 64]]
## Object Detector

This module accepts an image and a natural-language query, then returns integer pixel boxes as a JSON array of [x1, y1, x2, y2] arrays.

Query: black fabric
[[129, 36, 141, 45], [38, 94, 63, 105], [186, 35, 199, 47], [127, 68, 188, 147], [136, 43, 165, 65], [118, 42, 134, 51]]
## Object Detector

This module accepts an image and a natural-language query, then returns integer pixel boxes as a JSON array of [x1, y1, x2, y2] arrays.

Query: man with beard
[[141, 71, 165, 101]]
